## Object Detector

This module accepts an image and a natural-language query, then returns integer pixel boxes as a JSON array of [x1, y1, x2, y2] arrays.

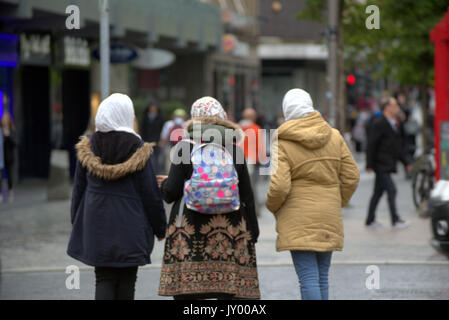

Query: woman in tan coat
[[266, 88, 360, 300]]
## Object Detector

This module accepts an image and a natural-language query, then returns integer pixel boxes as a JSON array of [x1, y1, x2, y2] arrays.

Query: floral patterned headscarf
[[191, 96, 227, 120]]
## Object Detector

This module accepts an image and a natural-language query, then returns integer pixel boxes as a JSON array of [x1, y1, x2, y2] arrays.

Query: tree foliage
[[297, 0, 449, 86]]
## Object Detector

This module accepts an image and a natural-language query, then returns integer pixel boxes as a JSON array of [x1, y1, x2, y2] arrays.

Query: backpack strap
[[177, 138, 196, 228]]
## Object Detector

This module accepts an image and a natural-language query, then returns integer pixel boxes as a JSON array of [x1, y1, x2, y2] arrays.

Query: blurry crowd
[[137, 99, 273, 176], [136, 100, 271, 214], [0, 87, 435, 204]]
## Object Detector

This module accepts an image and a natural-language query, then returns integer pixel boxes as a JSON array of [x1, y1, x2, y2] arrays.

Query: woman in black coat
[[157, 97, 260, 300], [67, 93, 167, 300], [140, 100, 165, 174]]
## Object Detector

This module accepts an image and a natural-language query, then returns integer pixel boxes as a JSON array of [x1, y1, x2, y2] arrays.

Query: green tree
[[298, 0, 449, 145]]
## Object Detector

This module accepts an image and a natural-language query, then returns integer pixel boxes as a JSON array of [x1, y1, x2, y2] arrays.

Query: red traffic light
[[347, 74, 356, 85]]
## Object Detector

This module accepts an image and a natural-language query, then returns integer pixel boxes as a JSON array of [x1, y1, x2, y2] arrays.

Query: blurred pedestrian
[[240, 108, 265, 164], [352, 110, 370, 153], [266, 88, 360, 300], [239, 108, 266, 215], [365, 103, 383, 139], [157, 96, 260, 300], [397, 93, 418, 178], [256, 110, 273, 182], [366, 97, 412, 229], [276, 112, 285, 127], [67, 93, 167, 300], [140, 99, 165, 174], [160, 108, 186, 173], [1, 111, 17, 203], [160, 108, 186, 146]]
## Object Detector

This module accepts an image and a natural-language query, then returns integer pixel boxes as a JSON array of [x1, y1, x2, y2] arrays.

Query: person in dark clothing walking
[[67, 93, 167, 300], [1, 111, 16, 202], [365, 97, 412, 229], [364, 106, 382, 143], [140, 100, 165, 174], [156, 96, 260, 300]]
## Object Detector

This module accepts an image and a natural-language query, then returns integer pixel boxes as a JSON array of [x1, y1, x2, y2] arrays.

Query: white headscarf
[[95, 93, 141, 138], [282, 88, 314, 121]]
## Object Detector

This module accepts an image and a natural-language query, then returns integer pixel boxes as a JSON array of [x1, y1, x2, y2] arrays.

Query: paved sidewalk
[[2, 264, 449, 300], [1, 154, 448, 299]]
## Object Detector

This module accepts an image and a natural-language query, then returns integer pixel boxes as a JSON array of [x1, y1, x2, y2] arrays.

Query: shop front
[[18, 33, 52, 179], [0, 33, 17, 119], [59, 36, 91, 179]]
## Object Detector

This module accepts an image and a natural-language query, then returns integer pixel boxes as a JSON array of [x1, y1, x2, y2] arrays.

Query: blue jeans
[[290, 250, 333, 300]]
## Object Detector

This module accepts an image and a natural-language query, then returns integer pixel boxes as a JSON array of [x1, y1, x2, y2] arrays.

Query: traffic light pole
[[328, 0, 339, 129]]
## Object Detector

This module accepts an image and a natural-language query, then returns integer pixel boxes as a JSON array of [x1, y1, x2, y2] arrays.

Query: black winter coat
[[366, 115, 410, 173], [67, 133, 167, 267], [140, 112, 165, 143]]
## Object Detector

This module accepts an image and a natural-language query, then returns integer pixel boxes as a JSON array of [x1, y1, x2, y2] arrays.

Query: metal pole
[[100, 0, 110, 100], [328, 0, 339, 128]]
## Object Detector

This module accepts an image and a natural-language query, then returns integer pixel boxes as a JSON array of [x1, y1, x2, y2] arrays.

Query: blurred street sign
[[93, 43, 138, 64], [222, 34, 237, 53], [222, 34, 250, 57], [132, 48, 175, 70]]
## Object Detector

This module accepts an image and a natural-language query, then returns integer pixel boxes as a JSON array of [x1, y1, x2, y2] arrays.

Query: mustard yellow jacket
[[266, 111, 360, 252]]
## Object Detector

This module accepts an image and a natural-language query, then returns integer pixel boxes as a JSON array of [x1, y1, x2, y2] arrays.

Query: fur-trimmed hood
[[75, 136, 154, 180], [184, 117, 245, 145]]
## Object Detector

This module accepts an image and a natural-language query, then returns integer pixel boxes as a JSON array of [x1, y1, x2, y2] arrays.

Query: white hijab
[[282, 88, 314, 121], [95, 93, 141, 138]]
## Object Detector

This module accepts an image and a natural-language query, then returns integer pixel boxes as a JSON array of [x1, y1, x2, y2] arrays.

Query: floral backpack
[[183, 141, 240, 214]]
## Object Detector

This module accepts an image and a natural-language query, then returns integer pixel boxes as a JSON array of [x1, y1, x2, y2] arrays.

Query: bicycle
[[411, 147, 436, 210]]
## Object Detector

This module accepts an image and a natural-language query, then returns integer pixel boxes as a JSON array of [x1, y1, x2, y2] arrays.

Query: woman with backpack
[[266, 89, 360, 300], [157, 96, 260, 300], [67, 93, 167, 300]]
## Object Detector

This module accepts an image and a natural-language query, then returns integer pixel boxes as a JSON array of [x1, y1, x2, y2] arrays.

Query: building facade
[[258, 0, 328, 122], [0, 0, 223, 179]]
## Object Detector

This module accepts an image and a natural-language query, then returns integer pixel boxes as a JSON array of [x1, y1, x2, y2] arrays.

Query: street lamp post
[[99, 0, 110, 100]]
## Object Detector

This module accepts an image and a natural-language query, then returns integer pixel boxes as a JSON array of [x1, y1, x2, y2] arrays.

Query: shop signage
[[20, 33, 51, 66], [0, 33, 18, 67], [222, 34, 237, 53], [222, 34, 250, 57], [93, 44, 138, 64], [63, 37, 90, 67]]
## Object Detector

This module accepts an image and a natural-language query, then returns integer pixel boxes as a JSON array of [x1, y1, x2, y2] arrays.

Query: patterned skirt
[[158, 210, 260, 299]]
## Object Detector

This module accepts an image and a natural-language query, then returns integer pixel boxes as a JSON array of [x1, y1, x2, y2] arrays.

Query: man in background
[[366, 97, 412, 229], [160, 108, 186, 173], [140, 100, 165, 174]]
